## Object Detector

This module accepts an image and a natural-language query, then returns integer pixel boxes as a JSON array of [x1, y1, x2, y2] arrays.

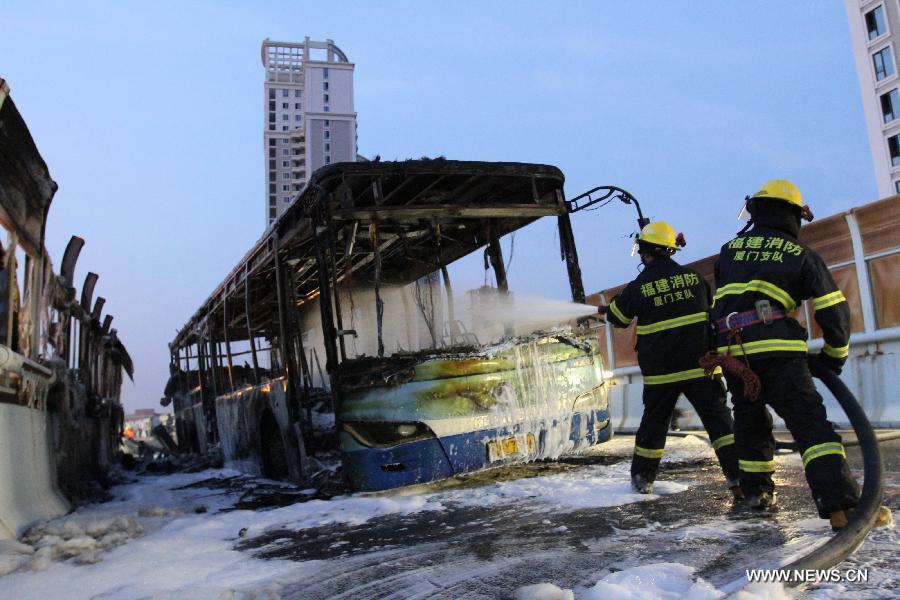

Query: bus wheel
[[260, 410, 289, 480]]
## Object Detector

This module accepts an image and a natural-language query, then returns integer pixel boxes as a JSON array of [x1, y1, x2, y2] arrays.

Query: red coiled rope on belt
[[699, 327, 761, 401]]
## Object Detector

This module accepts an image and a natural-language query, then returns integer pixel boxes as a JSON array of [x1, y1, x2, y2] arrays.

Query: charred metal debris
[[0, 78, 133, 500]]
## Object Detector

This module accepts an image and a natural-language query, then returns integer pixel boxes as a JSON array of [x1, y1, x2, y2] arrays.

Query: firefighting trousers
[[725, 357, 859, 518], [631, 378, 739, 485]]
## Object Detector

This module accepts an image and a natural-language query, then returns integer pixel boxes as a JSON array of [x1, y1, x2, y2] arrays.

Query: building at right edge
[[846, 0, 900, 196]]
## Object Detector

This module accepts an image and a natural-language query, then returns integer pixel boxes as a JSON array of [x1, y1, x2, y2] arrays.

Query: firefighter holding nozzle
[[600, 222, 741, 498], [709, 180, 891, 528]]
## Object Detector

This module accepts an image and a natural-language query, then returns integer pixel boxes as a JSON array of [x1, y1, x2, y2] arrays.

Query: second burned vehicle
[[166, 160, 612, 491]]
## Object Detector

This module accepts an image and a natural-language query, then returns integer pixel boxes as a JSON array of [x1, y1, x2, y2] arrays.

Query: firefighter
[[710, 179, 891, 528], [601, 221, 740, 497]]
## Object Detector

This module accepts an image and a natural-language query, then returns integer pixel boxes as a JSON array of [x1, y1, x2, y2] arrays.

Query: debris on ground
[[0, 437, 896, 599]]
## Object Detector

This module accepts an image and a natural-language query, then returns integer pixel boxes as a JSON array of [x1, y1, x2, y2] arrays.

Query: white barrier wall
[[608, 331, 900, 431], [0, 404, 69, 539], [596, 197, 900, 432]]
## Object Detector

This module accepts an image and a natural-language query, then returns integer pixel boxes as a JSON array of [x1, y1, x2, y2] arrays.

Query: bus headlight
[[397, 423, 418, 437], [342, 421, 437, 448], [572, 386, 608, 411]]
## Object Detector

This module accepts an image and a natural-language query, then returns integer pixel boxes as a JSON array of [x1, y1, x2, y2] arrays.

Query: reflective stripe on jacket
[[606, 257, 713, 384], [710, 226, 850, 363]]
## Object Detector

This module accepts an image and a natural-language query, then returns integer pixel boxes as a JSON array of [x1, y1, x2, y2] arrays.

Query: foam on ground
[[440, 461, 687, 510], [0, 456, 694, 597]]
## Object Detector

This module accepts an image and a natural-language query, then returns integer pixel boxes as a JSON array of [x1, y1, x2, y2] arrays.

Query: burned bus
[[167, 160, 611, 491]]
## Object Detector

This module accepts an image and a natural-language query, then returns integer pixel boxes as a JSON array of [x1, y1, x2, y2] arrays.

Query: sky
[[1, 1, 876, 412]]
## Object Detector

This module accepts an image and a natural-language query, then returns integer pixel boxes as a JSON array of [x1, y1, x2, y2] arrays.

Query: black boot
[[746, 491, 777, 510], [631, 474, 654, 494]]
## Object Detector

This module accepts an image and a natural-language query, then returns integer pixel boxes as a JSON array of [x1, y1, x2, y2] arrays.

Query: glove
[[597, 305, 609, 315], [817, 352, 843, 376]]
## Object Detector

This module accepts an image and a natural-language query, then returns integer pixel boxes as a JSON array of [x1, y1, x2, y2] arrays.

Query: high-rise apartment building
[[846, 1, 900, 197], [262, 38, 357, 226]]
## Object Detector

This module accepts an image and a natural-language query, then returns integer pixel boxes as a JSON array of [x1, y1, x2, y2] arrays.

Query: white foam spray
[[336, 284, 598, 354], [457, 290, 598, 344], [469, 293, 596, 326]]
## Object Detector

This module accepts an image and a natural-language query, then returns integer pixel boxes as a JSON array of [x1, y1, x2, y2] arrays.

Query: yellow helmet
[[637, 221, 679, 250], [749, 179, 802, 208]]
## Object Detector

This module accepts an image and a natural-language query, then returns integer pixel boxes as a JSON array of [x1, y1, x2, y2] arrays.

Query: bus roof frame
[[171, 159, 580, 351]]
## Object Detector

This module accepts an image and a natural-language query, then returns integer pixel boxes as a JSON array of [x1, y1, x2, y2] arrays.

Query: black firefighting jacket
[[710, 225, 850, 363], [606, 256, 714, 385]]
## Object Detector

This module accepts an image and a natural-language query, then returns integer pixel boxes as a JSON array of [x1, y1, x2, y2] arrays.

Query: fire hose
[[775, 355, 884, 585], [699, 355, 886, 591]]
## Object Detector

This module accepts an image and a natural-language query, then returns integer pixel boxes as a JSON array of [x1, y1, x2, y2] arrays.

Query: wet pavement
[[228, 436, 900, 599]]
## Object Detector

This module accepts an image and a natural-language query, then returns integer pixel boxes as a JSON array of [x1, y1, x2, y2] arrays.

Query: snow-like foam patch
[[514, 582, 575, 600], [275, 493, 444, 532], [0, 455, 694, 598], [670, 519, 763, 543], [583, 563, 722, 599], [0, 470, 323, 598], [517, 562, 756, 600], [583, 434, 715, 464], [0, 540, 35, 576], [268, 459, 689, 528], [732, 582, 792, 600], [442, 462, 687, 510], [513, 563, 794, 600]]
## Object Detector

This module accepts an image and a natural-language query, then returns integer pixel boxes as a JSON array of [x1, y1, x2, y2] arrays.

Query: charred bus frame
[[169, 160, 610, 489]]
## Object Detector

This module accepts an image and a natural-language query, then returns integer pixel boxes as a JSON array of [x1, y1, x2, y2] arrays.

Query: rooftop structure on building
[[262, 37, 358, 227]]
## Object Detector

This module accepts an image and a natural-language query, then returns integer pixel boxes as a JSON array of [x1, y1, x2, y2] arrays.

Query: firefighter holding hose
[[709, 179, 891, 528], [601, 221, 740, 498]]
